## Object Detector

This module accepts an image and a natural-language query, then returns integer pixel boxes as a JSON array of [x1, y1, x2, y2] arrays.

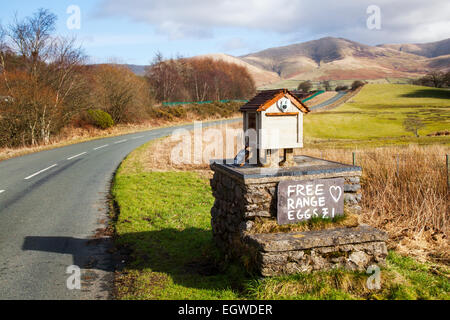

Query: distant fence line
[[161, 91, 325, 107], [301, 90, 325, 103], [162, 99, 249, 106]]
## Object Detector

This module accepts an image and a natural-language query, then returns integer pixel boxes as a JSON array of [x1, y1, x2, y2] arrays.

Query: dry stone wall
[[210, 162, 387, 276]]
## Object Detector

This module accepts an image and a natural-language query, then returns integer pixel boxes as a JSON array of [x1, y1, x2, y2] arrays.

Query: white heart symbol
[[329, 186, 342, 203]]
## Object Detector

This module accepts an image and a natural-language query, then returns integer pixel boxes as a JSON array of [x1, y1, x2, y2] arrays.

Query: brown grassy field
[[121, 122, 449, 264], [301, 146, 449, 263]]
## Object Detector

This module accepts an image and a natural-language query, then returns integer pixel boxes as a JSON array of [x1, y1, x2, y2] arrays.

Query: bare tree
[[7, 9, 56, 77], [298, 81, 312, 93], [426, 71, 446, 88], [444, 71, 450, 87], [145, 53, 255, 103], [403, 117, 425, 138], [415, 71, 446, 88], [351, 80, 365, 91], [92, 64, 147, 123], [145, 52, 183, 102], [322, 80, 332, 91], [0, 9, 88, 146]]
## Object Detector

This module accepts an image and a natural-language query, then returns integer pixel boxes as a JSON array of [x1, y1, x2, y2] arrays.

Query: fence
[[350, 151, 450, 191], [304, 147, 448, 236], [308, 148, 449, 191], [162, 99, 249, 107], [301, 90, 325, 103], [161, 92, 325, 107]]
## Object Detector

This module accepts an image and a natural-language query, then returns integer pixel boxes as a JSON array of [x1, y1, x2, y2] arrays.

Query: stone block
[[344, 184, 361, 193], [247, 226, 388, 276]]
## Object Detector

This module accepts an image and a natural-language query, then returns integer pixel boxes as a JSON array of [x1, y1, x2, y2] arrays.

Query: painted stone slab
[[277, 178, 344, 225]]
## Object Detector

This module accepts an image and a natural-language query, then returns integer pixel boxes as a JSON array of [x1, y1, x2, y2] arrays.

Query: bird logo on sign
[[277, 97, 290, 113]]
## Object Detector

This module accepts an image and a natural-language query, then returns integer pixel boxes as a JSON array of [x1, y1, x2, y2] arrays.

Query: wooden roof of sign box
[[240, 89, 310, 114]]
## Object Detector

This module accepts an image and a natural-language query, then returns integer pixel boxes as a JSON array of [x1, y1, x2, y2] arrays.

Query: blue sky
[[1, 0, 449, 65]]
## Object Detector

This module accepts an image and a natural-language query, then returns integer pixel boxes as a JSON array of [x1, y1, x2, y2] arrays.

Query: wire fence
[[308, 148, 449, 192], [162, 99, 249, 106], [305, 147, 449, 235], [161, 91, 326, 107], [349, 151, 450, 191]]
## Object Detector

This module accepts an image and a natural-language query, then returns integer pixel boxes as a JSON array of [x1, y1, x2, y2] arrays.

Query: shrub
[[87, 109, 114, 129], [0, 115, 30, 147], [414, 71, 447, 88], [335, 85, 348, 91], [351, 80, 365, 91], [403, 116, 425, 137], [297, 81, 312, 93]]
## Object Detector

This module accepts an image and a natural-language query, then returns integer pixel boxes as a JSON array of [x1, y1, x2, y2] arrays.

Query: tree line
[[412, 71, 450, 88], [146, 53, 255, 102], [297, 80, 365, 92], [0, 9, 255, 148]]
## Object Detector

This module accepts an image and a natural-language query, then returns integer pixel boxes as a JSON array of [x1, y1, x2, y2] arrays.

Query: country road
[[308, 91, 347, 111], [0, 118, 240, 300]]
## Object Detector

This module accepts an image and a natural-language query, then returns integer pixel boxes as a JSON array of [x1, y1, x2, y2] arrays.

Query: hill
[[241, 37, 447, 81], [379, 38, 450, 58], [124, 64, 147, 76]]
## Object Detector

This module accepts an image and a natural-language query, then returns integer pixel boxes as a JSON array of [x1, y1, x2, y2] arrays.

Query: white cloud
[[96, 0, 450, 44]]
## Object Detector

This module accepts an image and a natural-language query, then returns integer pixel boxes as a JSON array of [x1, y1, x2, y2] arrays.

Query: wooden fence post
[[352, 152, 356, 166], [447, 154, 449, 190]]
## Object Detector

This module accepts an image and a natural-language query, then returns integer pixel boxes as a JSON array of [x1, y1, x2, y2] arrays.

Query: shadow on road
[[22, 236, 114, 272]]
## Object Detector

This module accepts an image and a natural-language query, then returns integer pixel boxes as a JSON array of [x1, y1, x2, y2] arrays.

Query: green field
[[111, 143, 449, 300], [303, 84, 450, 147]]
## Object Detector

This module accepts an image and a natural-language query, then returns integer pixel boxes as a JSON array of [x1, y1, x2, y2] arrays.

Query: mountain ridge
[[123, 37, 450, 86], [378, 38, 450, 58]]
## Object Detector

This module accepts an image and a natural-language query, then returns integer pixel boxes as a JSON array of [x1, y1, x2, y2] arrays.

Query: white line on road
[[93, 144, 109, 150], [131, 136, 145, 140], [114, 139, 127, 144], [24, 164, 58, 180], [67, 152, 87, 160], [0, 190, 5, 194]]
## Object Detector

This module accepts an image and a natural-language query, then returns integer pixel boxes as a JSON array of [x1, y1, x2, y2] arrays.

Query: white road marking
[[131, 136, 145, 140], [24, 164, 58, 180], [0, 190, 5, 194], [67, 152, 87, 160], [93, 144, 109, 150], [114, 139, 127, 144]]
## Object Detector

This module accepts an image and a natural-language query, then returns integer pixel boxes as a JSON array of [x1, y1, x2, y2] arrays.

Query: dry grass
[[301, 145, 449, 263], [248, 213, 360, 235], [120, 122, 243, 178]]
